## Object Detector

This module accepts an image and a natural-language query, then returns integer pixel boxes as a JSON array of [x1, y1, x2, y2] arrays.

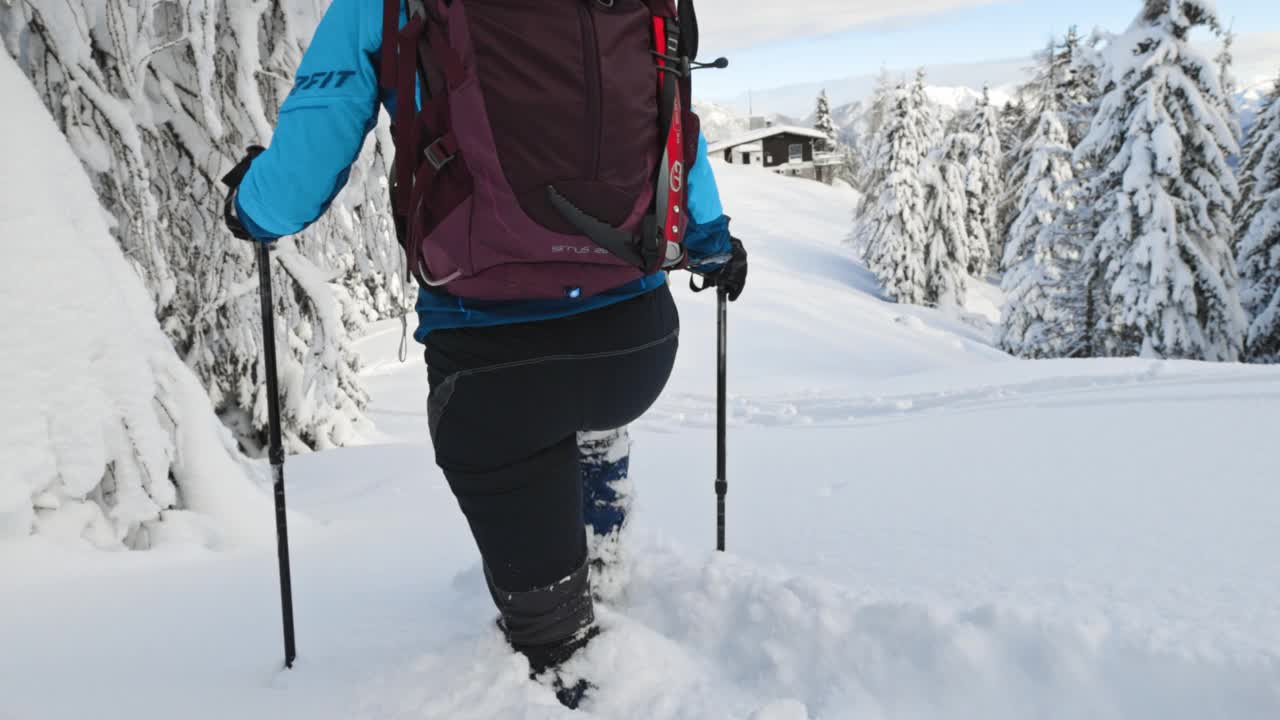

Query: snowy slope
[[4, 162, 1280, 719], [0, 51, 270, 549]]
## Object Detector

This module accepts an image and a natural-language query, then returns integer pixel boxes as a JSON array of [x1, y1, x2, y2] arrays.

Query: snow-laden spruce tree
[[814, 90, 838, 153], [1, 50, 269, 547], [1074, 0, 1245, 361], [1238, 72, 1280, 221], [2, 0, 405, 452], [851, 69, 898, 216], [1215, 28, 1243, 148], [1002, 31, 1102, 246], [911, 68, 944, 150], [1057, 27, 1105, 148], [996, 97, 1031, 235], [963, 87, 1003, 275], [998, 98, 1030, 166], [920, 134, 973, 308], [999, 41, 1057, 251], [1237, 76, 1280, 361], [859, 82, 933, 305], [1000, 105, 1079, 357]]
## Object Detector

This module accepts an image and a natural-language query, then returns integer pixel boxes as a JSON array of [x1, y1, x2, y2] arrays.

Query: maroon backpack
[[380, 0, 705, 301]]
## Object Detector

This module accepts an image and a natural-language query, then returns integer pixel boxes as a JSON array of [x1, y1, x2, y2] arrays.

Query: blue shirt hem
[[414, 273, 669, 343]]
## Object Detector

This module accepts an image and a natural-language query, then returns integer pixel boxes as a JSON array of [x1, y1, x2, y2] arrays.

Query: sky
[[694, 0, 1280, 103]]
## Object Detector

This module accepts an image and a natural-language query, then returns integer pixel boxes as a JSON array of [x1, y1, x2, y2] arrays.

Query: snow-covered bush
[[0, 51, 269, 547], [1, 0, 401, 453], [1073, 0, 1245, 361]]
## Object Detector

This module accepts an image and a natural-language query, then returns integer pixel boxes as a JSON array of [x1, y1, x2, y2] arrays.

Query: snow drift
[[0, 51, 270, 548]]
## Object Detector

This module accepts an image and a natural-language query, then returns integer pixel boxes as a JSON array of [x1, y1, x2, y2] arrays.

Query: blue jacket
[[236, 0, 733, 341]]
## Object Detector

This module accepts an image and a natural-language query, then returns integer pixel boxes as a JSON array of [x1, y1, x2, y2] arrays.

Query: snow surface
[[4, 161, 1280, 718], [0, 51, 271, 549]]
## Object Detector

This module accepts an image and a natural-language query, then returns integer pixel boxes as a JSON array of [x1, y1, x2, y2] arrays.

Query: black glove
[[221, 145, 266, 241], [691, 237, 748, 302]]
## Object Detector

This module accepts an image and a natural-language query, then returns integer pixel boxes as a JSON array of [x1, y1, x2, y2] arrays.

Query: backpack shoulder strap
[[380, 0, 399, 90]]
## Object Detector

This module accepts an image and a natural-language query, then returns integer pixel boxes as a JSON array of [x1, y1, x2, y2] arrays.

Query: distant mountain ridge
[[707, 31, 1279, 119], [711, 57, 1030, 120]]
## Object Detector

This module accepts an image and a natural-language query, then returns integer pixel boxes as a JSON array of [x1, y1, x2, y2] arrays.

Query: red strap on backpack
[[653, 14, 688, 269]]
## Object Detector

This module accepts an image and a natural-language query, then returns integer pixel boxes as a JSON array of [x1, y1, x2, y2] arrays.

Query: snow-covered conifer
[[1003, 30, 1101, 248], [859, 83, 932, 305], [921, 135, 973, 307], [1000, 42, 1057, 250], [1059, 26, 1104, 147], [1000, 105, 1078, 357], [1, 0, 402, 452], [963, 87, 1003, 275], [998, 98, 1031, 164], [853, 69, 898, 201], [1, 50, 267, 546], [996, 97, 1031, 236], [1237, 75, 1280, 361], [1216, 28, 1243, 147], [851, 71, 901, 249], [1074, 0, 1245, 361], [814, 90, 838, 153], [1238, 73, 1280, 219], [864, 68, 897, 143], [911, 68, 944, 149]]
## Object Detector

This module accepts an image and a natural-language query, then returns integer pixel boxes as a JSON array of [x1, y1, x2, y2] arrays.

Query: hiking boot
[[520, 626, 601, 710], [551, 675, 593, 710]]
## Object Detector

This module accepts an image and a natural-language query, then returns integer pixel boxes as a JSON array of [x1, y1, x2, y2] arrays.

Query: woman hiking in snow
[[221, 0, 747, 708]]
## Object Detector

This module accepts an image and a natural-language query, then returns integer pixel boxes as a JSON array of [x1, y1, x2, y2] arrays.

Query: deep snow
[[0, 51, 270, 549], [4, 161, 1280, 719]]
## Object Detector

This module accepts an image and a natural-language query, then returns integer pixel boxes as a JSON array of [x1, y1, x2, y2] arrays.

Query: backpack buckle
[[424, 136, 457, 171]]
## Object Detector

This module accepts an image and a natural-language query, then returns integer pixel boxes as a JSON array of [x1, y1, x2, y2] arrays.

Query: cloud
[[693, 0, 1005, 51]]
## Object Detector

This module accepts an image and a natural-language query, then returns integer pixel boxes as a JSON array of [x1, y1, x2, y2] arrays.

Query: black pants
[[425, 284, 679, 647]]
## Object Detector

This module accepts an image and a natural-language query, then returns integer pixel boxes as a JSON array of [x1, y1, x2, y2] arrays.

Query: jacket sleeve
[[235, 0, 384, 239], [683, 132, 734, 268]]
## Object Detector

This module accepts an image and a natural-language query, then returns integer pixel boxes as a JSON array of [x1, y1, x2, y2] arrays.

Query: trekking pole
[[716, 285, 728, 552], [256, 242, 298, 669]]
